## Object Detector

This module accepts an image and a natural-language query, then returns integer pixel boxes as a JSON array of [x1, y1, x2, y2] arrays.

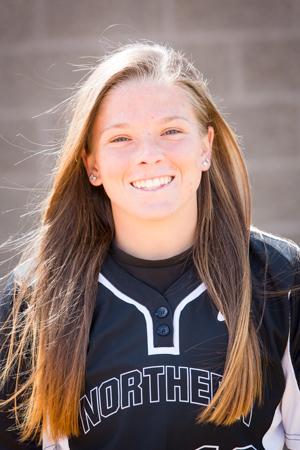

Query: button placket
[[153, 305, 172, 340], [154, 306, 169, 318], [156, 323, 170, 336]]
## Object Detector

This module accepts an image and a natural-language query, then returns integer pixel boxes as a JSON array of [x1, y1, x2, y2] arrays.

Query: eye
[[110, 136, 130, 143], [162, 129, 182, 136]]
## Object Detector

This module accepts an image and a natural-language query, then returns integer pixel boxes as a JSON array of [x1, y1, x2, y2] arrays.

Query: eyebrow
[[100, 115, 191, 135]]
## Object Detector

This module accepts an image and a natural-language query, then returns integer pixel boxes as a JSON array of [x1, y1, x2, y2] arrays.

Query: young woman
[[0, 42, 299, 450]]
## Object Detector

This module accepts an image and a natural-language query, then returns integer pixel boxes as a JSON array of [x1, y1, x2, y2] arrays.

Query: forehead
[[97, 79, 197, 125]]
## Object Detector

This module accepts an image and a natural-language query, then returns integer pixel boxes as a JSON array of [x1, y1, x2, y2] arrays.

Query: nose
[[134, 138, 165, 165]]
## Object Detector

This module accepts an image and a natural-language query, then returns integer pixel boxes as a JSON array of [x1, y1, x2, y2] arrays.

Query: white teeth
[[132, 176, 173, 190]]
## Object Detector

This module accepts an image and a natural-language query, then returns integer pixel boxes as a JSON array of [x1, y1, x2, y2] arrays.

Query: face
[[83, 79, 214, 225]]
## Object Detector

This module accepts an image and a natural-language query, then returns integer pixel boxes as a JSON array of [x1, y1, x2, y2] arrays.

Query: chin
[[134, 208, 178, 221]]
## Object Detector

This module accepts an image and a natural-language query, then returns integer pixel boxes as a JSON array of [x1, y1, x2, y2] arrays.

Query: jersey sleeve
[[0, 277, 42, 450], [282, 250, 300, 450]]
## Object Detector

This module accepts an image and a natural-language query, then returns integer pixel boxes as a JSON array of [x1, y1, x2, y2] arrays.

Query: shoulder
[[249, 225, 300, 289], [250, 228, 300, 361], [250, 225, 300, 266]]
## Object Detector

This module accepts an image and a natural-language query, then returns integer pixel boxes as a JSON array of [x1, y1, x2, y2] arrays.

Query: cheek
[[191, 148, 204, 171], [177, 148, 203, 174], [184, 155, 203, 191], [186, 171, 202, 195], [99, 151, 128, 180]]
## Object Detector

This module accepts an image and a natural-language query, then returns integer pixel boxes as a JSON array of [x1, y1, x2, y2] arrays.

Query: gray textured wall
[[1, 0, 300, 271], [0, 3, 298, 449]]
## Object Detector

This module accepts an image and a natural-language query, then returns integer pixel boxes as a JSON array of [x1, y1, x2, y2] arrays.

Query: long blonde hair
[[0, 41, 262, 444]]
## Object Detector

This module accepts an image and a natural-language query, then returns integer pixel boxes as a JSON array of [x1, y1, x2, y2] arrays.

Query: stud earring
[[203, 158, 210, 166], [89, 174, 97, 182]]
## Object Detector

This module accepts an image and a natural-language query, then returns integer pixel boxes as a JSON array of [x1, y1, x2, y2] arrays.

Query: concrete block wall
[[1, 0, 300, 276], [0, 3, 298, 449]]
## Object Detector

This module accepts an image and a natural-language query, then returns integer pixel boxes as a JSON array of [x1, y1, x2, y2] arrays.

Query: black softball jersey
[[0, 227, 299, 450]]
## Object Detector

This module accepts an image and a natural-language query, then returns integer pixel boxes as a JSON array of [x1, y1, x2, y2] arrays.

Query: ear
[[200, 125, 214, 171], [81, 148, 102, 186]]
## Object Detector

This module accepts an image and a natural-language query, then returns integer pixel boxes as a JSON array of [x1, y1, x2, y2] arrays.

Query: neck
[[111, 202, 197, 260]]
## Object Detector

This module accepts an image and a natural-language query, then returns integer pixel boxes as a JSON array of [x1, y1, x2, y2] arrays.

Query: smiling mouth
[[130, 176, 175, 191]]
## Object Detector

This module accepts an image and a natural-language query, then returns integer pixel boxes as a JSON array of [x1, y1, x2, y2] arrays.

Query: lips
[[130, 175, 175, 184], [130, 176, 175, 191]]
